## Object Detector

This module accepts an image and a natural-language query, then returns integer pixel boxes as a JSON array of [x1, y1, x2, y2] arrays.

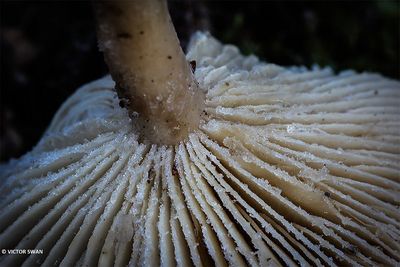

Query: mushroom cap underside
[[0, 32, 399, 267]]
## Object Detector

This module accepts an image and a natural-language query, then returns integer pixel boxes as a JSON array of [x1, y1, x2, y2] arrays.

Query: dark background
[[1, 1, 399, 162]]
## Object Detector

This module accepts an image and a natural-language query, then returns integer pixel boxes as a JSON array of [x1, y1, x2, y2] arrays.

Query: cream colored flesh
[[0, 33, 399, 266]]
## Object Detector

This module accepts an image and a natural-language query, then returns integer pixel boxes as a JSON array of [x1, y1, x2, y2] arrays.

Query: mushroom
[[1, 1, 399, 266]]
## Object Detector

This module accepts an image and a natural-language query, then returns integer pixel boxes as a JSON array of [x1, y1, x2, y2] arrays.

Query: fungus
[[1, 1, 399, 266]]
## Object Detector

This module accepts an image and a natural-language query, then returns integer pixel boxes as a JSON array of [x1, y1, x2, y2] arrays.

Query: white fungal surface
[[1, 32, 399, 266]]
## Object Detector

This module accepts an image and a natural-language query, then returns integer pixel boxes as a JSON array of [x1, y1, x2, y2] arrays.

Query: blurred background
[[1, 1, 399, 162]]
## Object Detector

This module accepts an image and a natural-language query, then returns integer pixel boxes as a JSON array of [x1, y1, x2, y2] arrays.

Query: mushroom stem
[[95, 0, 204, 145]]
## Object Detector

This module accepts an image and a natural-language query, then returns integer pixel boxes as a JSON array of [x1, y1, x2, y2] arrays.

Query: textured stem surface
[[95, 0, 204, 145]]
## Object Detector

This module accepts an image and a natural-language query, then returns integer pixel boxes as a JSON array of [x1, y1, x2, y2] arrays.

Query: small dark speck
[[167, 55, 172, 59], [151, 79, 154, 83], [172, 166, 178, 176], [119, 100, 125, 108], [225, 82, 230, 86], [324, 192, 331, 197], [346, 245, 357, 254], [374, 90, 378, 95], [140, 30, 144, 35], [190, 60, 196, 73], [322, 118, 325, 121]]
